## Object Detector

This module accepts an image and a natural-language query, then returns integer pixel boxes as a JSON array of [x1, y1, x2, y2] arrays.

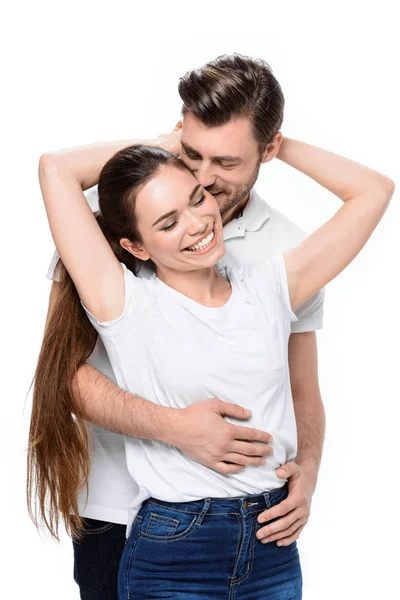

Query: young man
[[45, 54, 325, 599]]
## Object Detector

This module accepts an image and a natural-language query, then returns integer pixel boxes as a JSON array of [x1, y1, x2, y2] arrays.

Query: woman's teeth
[[187, 230, 215, 252]]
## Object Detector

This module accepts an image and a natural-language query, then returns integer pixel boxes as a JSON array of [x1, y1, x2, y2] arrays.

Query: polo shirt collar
[[223, 188, 270, 241]]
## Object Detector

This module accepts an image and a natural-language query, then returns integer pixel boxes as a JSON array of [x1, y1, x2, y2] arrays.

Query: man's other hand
[[256, 461, 314, 546]]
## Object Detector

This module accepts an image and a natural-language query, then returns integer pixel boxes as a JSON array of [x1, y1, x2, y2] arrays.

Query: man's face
[[180, 114, 263, 223]]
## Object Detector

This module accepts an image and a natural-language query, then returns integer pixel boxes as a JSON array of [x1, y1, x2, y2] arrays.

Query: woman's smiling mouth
[[183, 225, 218, 254]]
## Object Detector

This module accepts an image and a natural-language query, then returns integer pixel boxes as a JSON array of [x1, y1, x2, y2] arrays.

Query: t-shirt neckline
[[153, 273, 240, 315]]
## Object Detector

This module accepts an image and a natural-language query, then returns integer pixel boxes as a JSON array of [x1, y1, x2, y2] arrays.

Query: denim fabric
[[72, 518, 126, 600], [118, 485, 302, 599]]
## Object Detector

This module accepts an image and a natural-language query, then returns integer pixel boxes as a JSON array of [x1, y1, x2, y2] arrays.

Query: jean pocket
[[145, 513, 179, 536], [139, 504, 197, 542]]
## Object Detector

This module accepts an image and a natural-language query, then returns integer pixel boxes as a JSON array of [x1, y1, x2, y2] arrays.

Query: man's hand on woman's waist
[[161, 397, 274, 475]]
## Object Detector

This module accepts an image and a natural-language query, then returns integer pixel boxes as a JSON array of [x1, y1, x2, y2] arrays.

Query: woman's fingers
[[171, 120, 183, 133]]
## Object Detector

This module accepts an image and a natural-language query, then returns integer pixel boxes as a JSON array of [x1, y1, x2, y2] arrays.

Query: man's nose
[[195, 163, 216, 189]]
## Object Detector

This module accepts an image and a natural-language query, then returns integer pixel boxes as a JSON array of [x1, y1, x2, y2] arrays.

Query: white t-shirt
[[82, 255, 298, 535], [46, 187, 324, 525]]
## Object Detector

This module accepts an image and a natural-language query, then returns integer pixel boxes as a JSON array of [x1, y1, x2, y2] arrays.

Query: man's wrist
[[154, 406, 185, 447], [294, 457, 319, 493]]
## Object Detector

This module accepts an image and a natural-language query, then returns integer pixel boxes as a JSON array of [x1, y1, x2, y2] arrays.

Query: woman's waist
[[125, 439, 292, 501]]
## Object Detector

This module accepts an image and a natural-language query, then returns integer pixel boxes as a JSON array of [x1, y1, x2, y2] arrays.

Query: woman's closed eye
[[193, 193, 205, 207], [161, 195, 205, 232], [162, 220, 178, 232]]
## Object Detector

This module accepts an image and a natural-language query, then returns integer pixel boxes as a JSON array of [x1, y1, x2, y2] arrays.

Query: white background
[[2, 1, 399, 598]]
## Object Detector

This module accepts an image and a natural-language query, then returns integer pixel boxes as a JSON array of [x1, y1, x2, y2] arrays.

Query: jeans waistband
[[144, 484, 288, 519]]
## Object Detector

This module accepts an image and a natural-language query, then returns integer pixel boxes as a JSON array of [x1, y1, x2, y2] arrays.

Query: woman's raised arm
[[279, 138, 395, 310], [39, 137, 164, 322]]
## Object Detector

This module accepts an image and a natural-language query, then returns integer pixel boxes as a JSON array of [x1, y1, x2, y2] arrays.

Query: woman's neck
[[156, 266, 231, 308]]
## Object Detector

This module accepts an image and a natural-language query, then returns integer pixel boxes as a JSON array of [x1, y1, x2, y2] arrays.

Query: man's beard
[[209, 159, 262, 217]]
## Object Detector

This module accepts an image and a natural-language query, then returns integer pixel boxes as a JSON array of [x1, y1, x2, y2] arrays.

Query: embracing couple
[[28, 54, 394, 599]]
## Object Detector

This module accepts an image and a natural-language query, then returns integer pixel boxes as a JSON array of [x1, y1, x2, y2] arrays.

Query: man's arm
[[290, 331, 325, 482], [46, 281, 274, 475], [257, 331, 325, 545]]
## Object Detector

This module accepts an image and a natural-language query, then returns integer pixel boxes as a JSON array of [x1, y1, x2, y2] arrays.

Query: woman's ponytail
[[27, 256, 98, 540]]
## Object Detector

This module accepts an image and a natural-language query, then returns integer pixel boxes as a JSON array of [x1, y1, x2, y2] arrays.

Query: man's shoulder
[[86, 186, 99, 211], [262, 200, 308, 245]]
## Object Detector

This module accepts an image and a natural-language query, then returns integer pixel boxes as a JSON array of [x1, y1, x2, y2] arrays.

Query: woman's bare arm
[[39, 138, 155, 323], [278, 138, 395, 310]]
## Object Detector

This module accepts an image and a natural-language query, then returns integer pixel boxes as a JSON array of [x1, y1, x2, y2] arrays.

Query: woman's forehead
[[135, 165, 198, 223]]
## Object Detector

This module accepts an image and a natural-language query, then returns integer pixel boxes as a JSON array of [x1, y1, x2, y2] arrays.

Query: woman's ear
[[119, 238, 151, 262], [261, 131, 283, 164]]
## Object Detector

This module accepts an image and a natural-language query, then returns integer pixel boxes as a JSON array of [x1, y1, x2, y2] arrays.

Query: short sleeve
[[268, 254, 325, 333], [290, 287, 324, 334], [80, 263, 145, 334], [244, 254, 298, 328], [45, 186, 99, 282], [269, 254, 299, 324], [46, 248, 62, 282]]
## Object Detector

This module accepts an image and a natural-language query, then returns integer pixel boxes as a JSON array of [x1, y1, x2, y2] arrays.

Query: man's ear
[[261, 131, 283, 164], [119, 238, 151, 262]]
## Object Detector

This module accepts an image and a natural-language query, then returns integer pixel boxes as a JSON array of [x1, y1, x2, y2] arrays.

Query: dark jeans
[[72, 518, 126, 600], [118, 484, 302, 599]]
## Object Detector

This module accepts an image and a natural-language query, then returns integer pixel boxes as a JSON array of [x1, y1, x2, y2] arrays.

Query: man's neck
[[221, 193, 250, 226]]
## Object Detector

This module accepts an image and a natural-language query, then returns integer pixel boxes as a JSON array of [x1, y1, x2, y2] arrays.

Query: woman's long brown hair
[[27, 258, 97, 540], [27, 145, 189, 539]]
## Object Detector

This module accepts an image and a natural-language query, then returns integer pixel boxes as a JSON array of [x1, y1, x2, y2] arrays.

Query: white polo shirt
[[46, 186, 324, 525]]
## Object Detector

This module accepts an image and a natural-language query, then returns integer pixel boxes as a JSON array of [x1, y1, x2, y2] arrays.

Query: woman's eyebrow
[[151, 184, 202, 227]]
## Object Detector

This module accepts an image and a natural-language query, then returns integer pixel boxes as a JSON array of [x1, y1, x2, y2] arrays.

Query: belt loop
[[195, 498, 211, 526], [263, 491, 271, 510]]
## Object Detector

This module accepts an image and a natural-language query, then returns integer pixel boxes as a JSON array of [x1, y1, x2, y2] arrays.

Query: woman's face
[[124, 165, 225, 274]]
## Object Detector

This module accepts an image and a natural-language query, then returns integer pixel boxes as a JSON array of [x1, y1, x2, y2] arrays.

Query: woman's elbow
[[369, 175, 395, 213], [379, 176, 395, 204], [38, 152, 60, 177]]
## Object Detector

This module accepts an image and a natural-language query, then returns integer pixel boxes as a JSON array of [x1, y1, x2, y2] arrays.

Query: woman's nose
[[186, 213, 207, 236]]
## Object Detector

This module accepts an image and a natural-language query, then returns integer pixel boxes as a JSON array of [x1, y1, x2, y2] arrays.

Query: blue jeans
[[118, 485, 302, 599], [72, 518, 126, 599]]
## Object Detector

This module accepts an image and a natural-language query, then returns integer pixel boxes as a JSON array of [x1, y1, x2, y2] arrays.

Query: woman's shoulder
[[120, 261, 157, 287], [82, 262, 156, 331]]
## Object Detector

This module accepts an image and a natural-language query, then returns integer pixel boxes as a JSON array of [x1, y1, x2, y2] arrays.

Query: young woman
[[30, 134, 393, 599]]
